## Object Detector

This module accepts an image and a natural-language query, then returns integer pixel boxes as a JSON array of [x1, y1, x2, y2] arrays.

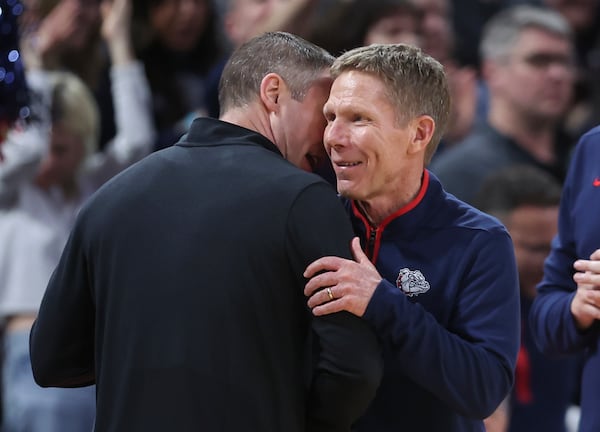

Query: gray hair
[[480, 5, 572, 62], [218, 32, 335, 114], [331, 43, 450, 163]]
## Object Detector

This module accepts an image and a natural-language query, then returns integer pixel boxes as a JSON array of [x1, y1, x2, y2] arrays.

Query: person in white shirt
[[0, 0, 154, 429]]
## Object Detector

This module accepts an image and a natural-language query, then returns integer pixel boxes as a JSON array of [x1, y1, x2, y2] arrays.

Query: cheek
[[150, 7, 174, 33]]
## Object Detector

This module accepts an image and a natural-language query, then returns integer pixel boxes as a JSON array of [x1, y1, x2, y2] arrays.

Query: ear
[[260, 73, 284, 114], [407, 115, 435, 155]]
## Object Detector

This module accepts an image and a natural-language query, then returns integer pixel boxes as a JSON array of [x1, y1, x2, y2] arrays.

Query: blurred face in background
[[506, 205, 559, 299], [225, 0, 278, 47], [489, 27, 574, 123], [411, 0, 453, 63], [544, 0, 599, 32], [35, 122, 86, 191], [363, 7, 421, 47], [149, 0, 209, 52]]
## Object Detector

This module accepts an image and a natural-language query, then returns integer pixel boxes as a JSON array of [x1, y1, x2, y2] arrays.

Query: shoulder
[[576, 125, 600, 152], [432, 183, 510, 239]]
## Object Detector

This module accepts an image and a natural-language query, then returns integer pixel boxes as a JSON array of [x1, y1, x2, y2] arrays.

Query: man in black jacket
[[29, 32, 382, 432]]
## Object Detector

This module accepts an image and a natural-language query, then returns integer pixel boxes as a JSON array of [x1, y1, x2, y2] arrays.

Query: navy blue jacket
[[530, 125, 600, 432], [348, 170, 520, 432]]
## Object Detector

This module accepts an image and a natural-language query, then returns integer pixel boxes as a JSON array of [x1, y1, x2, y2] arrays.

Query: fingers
[[303, 256, 345, 279], [590, 249, 600, 260], [574, 271, 600, 286], [571, 287, 600, 329], [312, 298, 345, 316], [350, 237, 369, 264], [307, 286, 338, 309], [304, 270, 340, 297], [574, 258, 600, 276]]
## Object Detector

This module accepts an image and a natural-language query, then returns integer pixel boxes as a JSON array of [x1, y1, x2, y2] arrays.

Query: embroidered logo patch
[[396, 268, 430, 297]]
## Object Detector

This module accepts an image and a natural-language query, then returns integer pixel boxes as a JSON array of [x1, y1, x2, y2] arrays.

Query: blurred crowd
[[1, 0, 599, 431]]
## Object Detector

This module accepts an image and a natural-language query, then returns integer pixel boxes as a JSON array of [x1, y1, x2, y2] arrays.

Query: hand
[[100, 0, 133, 65], [304, 237, 382, 317], [571, 249, 600, 330], [34, 0, 81, 59]]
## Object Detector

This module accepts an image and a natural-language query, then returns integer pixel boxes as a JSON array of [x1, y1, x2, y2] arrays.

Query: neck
[[220, 104, 278, 149], [488, 102, 557, 164], [357, 169, 425, 226]]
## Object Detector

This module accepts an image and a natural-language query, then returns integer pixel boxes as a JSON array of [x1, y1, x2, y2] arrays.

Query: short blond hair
[[49, 71, 99, 158]]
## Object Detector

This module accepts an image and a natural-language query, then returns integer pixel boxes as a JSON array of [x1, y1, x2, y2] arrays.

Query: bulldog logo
[[396, 268, 430, 297]]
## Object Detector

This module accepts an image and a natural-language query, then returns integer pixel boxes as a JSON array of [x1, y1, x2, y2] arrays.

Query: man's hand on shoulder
[[304, 237, 382, 317]]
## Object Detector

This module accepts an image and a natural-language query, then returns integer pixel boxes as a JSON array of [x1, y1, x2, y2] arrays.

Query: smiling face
[[323, 70, 421, 208]]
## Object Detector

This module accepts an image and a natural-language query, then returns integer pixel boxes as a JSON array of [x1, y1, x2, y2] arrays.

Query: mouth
[[335, 161, 362, 168]]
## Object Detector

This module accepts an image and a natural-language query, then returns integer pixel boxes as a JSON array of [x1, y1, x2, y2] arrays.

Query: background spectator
[[131, 0, 224, 150], [0, 0, 154, 429], [430, 5, 576, 205], [475, 165, 580, 432], [529, 123, 600, 432]]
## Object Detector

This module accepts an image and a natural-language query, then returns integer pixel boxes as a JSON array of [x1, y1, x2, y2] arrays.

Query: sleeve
[[29, 213, 95, 388], [0, 125, 48, 206], [363, 229, 520, 419], [83, 61, 155, 188], [529, 135, 600, 355], [0, 69, 53, 206], [285, 181, 382, 432]]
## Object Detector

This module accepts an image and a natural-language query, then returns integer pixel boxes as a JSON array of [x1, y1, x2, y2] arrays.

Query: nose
[[324, 119, 347, 151]]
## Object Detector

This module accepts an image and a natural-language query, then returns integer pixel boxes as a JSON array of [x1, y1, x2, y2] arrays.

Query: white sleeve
[[83, 61, 155, 188]]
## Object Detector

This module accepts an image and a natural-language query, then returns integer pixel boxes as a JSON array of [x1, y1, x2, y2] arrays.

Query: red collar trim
[[351, 170, 430, 228]]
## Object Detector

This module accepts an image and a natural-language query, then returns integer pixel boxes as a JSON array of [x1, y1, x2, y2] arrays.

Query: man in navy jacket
[[305, 43, 520, 431], [530, 125, 600, 432], [29, 32, 382, 432]]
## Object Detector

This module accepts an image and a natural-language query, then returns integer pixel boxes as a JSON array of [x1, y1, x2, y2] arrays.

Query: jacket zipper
[[366, 225, 378, 260]]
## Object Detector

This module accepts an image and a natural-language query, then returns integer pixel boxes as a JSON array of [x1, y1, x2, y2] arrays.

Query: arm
[[83, 0, 155, 187], [306, 229, 520, 419], [0, 124, 49, 206], [29, 212, 95, 387], [529, 135, 600, 355], [286, 182, 382, 431]]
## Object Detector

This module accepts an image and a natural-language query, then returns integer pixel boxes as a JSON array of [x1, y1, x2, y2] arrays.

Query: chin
[[337, 184, 359, 200]]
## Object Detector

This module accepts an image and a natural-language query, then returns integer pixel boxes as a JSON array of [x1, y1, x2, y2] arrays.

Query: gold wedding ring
[[326, 287, 334, 301]]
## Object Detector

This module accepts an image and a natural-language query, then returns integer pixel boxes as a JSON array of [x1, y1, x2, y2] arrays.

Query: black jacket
[[30, 118, 382, 432]]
